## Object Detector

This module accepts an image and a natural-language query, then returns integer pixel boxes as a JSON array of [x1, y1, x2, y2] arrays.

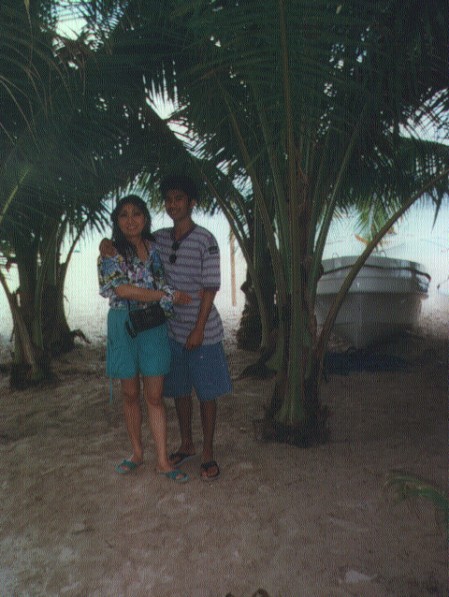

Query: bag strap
[[126, 300, 137, 338]]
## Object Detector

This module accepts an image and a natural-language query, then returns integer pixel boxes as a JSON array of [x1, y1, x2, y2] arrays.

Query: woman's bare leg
[[143, 375, 172, 472], [120, 376, 144, 464]]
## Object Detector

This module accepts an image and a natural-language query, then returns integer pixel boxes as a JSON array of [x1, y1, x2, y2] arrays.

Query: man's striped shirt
[[154, 225, 225, 345]]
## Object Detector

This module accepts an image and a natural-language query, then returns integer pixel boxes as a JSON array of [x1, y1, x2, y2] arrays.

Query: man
[[100, 175, 232, 480], [155, 174, 232, 481]]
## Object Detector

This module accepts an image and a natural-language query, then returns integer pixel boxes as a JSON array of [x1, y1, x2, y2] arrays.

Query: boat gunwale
[[320, 256, 431, 281]]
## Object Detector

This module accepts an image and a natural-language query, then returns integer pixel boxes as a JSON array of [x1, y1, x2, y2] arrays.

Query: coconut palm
[[76, 0, 448, 444], [0, 0, 227, 386], [0, 1, 174, 385], [77, 0, 285, 354], [0, 0, 75, 383], [187, 2, 448, 445], [80, 0, 447, 444]]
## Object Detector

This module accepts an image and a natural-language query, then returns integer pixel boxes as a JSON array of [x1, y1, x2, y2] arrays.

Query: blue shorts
[[164, 338, 232, 402], [106, 309, 171, 379]]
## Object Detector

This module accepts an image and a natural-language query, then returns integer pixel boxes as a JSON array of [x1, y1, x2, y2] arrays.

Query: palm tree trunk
[[0, 268, 46, 388]]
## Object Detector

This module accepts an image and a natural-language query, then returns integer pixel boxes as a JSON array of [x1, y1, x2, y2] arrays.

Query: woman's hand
[[99, 238, 117, 257], [173, 291, 192, 305]]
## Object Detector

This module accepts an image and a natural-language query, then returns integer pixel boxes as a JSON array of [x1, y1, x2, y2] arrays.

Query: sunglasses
[[169, 240, 180, 264]]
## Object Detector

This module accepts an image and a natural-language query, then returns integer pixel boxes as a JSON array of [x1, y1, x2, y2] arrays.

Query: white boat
[[315, 255, 431, 348]]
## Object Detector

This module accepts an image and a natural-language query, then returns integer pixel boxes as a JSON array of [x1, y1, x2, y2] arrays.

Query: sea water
[[0, 212, 247, 345], [0, 203, 447, 345], [323, 203, 449, 285]]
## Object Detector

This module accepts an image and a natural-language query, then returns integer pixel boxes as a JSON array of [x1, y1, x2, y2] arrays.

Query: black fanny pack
[[126, 303, 167, 338]]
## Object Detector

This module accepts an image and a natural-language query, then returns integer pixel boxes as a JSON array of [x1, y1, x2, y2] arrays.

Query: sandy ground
[[0, 295, 447, 597]]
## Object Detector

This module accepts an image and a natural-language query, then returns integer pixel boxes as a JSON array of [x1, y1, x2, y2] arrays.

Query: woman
[[98, 195, 190, 482]]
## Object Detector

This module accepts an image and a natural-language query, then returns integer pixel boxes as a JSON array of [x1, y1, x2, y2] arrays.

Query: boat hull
[[316, 256, 430, 348]]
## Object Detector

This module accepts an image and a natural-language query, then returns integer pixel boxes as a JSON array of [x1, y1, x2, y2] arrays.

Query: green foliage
[[75, 0, 448, 443], [2, 0, 448, 415], [0, 0, 177, 384], [384, 470, 448, 527]]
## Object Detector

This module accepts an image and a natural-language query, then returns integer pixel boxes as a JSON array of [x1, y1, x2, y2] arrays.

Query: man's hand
[[185, 326, 204, 350], [99, 238, 117, 257], [184, 288, 215, 350]]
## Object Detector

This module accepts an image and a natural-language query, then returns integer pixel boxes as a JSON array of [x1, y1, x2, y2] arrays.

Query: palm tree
[[0, 0, 73, 384], [0, 0, 223, 387], [85, 1, 447, 443], [79, 0, 448, 444], [77, 0, 283, 354], [0, 1, 168, 385]]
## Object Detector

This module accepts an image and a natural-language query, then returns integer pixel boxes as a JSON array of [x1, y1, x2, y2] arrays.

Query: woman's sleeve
[[150, 249, 171, 291], [98, 254, 128, 298], [150, 249, 175, 317]]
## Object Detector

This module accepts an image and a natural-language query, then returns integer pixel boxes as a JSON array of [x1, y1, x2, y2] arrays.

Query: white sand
[[0, 295, 447, 597]]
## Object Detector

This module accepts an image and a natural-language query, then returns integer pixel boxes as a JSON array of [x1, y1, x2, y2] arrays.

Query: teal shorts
[[106, 309, 171, 379], [163, 338, 232, 402]]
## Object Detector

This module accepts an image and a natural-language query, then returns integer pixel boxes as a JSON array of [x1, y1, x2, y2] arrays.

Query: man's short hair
[[160, 174, 199, 203]]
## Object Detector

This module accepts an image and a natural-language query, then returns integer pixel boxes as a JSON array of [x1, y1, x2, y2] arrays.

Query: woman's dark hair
[[111, 194, 154, 260], [160, 174, 199, 204]]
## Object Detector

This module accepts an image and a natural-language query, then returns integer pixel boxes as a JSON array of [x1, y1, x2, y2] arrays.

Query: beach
[[0, 290, 447, 597]]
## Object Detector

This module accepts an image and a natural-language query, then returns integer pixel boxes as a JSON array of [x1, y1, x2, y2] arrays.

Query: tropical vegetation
[[77, 0, 448, 445], [0, 0, 190, 386], [0, 1, 447, 450], [385, 470, 448, 528], [0, 1, 118, 385]]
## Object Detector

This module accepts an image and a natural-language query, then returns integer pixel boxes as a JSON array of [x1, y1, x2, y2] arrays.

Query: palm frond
[[384, 470, 448, 527]]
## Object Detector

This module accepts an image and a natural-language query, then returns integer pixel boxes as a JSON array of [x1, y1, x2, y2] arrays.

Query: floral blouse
[[97, 244, 174, 315]]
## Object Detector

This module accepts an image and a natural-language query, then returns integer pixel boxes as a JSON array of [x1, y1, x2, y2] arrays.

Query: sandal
[[200, 460, 220, 481], [115, 459, 143, 475], [158, 469, 189, 483], [168, 451, 196, 466]]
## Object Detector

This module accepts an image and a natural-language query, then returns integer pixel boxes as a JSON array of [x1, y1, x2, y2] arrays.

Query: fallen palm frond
[[384, 470, 448, 526]]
